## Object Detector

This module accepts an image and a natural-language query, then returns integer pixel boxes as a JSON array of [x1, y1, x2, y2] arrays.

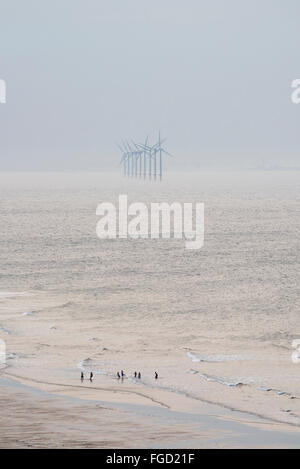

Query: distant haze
[[0, 0, 300, 170]]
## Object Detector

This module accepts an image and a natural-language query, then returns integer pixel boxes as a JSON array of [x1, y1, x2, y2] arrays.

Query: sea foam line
[[187, 351, 253, 363]]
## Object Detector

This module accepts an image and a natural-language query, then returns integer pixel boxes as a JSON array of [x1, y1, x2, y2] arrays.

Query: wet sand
[[1, 375, 300, 449]]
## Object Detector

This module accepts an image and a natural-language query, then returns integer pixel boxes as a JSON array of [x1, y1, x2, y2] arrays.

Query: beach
[[0, 171, 300, 448], [1, 376, 300, 449]]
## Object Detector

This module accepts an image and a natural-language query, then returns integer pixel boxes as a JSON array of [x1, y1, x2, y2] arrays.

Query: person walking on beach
[[90, 372, 93, 382], [81, 372, 84, 381], [155, 372, 158, 380], [138, 372, 141, 379], [121, 370, 125, 378], [134, 371, 137, 378], [117, 372, 120, 379]]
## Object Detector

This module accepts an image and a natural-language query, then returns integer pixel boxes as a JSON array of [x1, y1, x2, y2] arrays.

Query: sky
[[0, 0, 300, 170]]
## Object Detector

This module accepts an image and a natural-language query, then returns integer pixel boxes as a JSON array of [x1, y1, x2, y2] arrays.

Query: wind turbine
[[117, 143, 127, 176], [131, 140, 144, 178], [136, 136, 167, 180], [134, 141, 150, 179], [143, 136, 148, 178], [131, 140, 141, 178], [135, 142, 152, 179], [122, 140, 132, 177], [157, 132, 172, 180], [125, 140, 135, 177], [140, 136, 149, 178]]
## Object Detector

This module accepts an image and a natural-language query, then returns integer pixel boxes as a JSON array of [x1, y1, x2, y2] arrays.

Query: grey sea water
[[1, 171, 299, 314], [0, 171, 300, 423]]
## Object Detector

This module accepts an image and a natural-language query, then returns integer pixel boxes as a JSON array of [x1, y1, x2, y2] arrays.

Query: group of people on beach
[[117, 370, 159, 380], [80, 370, 158, 381]]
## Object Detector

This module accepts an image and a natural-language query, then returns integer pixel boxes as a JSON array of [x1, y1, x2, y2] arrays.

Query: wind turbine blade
[[161, 149, 173, 157], [151, 138, 166, 150], [131, 140, 141, 151], [126, 140, 134, 152], [116, 143, 125, 153], [136, 143, 152, 151], [122, 140, 129, 152]]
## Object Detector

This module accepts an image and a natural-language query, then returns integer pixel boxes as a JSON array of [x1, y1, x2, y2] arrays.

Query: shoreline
[[1, 371, 300, 449], [3, 369, 300, 429]]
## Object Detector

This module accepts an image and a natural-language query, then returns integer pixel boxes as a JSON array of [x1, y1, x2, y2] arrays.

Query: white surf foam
[[200, 373, 249, 387], [22, 311, 35, 316], [77, 358, 110, 376], [258, 386, 297, 399], [187, 351, 252, 363]]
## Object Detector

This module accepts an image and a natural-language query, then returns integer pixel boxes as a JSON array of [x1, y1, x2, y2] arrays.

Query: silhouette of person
[[121, 370, 125, 378], [134, 371, 137, 378], [90, 372, 93, 381], [117, 372, 120, 379], [155, 372, 158, 380], [138, 372, 141, 379], [81, 372, 84, 382]]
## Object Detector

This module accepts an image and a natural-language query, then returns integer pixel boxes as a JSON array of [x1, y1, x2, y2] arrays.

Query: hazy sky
[[0, 0, 300, 170]]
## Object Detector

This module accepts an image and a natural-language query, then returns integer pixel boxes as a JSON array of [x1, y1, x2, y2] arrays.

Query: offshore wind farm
[[118, 133, 172, 180]]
